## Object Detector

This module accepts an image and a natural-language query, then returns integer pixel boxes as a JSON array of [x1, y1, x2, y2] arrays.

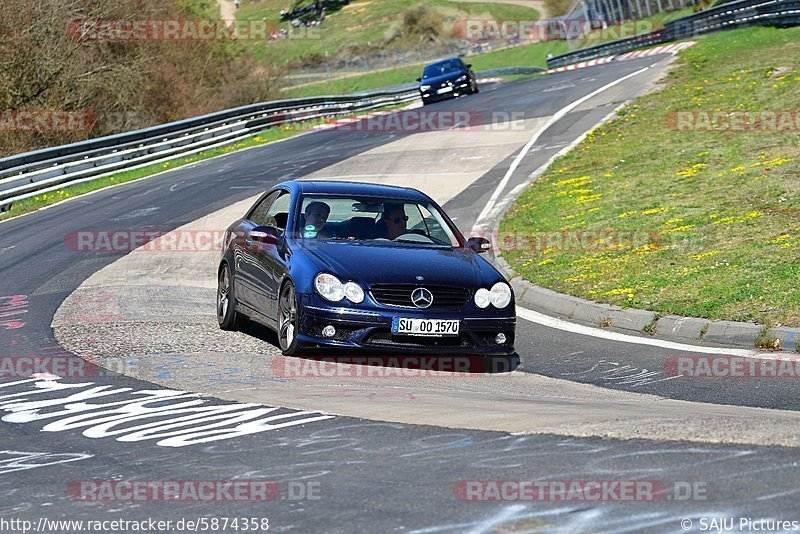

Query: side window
[[248, 192, 279, 226], [263, 192, 291, 232]]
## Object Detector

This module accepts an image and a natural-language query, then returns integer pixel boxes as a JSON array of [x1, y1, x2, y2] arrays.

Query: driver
[[376, 202, 408, 240]]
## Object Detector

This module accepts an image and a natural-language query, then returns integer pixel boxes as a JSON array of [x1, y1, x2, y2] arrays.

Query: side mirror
[[249, 226, 279, 246], [467, 236, 491, 253], [465, 63, 472, 69], [416, 77, 422, 82]]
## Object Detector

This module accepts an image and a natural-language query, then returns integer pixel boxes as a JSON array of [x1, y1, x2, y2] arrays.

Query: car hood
[[420, 72, 465, 86], [296, 241, 499, 287]]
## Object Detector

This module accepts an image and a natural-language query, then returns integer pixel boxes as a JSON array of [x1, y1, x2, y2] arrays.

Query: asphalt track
[[2, 55, 800, 532]]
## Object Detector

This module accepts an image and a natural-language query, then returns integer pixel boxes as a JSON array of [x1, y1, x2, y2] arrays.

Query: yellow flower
[[763, 157, 791, 166], [538, 258, 554, 266], [618, 211, 637, 218], [575, 194, 602, 203], [659, 224, 695, 235], [692, 251, 719, 260], [632, 244, 656, 255], [554, 176, 592, 187], [642, 207, 670, 215], [603, 287, 635, 297], [769, 234, 792, 243], [556, 188, 593, 197]]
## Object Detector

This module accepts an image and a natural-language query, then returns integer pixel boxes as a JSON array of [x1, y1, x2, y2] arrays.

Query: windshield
[[422, 59, 462, 79], [294, 194, 462, 247]]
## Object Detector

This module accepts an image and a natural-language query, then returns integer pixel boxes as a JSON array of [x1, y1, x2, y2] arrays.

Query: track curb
[[494, 249, 800, 351]]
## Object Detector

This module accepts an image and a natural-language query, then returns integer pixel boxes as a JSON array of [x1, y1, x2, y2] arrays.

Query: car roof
[[426, 57, 462, 67], [282, 180, 432, 202]]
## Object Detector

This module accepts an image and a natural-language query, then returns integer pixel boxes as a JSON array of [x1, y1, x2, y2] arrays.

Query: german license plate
[[436, 86, 453, 95], [391, 318, 459, 336]]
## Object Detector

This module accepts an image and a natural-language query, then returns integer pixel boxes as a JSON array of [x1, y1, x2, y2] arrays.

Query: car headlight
[[315, 273, 344, 302], [474, 288, 491, 309], [490, 282, 512, 309], [343, 282, 364, 303], [420, 84, 431, 91], [456, 75, 467, 82]]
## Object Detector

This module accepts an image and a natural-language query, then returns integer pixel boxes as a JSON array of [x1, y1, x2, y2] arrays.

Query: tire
[[472, 80, 480, 94], [217, 262, 242, 331], [278, 281, 301, 356]]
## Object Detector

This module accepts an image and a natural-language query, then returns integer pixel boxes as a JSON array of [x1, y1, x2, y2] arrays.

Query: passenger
[[303, 201, 330, 236]]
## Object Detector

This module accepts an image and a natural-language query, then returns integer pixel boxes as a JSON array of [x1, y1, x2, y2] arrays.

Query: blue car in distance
[[417, 57, 479, 105], [217, 181, 515, 356]]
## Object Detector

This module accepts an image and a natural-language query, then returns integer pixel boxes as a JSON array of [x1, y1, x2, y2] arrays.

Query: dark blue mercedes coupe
[[217, 181, 515, 356], [417, 57, 479, 105]]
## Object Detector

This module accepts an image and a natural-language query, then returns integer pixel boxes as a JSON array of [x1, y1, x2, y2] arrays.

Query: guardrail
[[0, 65, 548, 212], [547, 0, 800, 68], [0, 88, 420, 210], [479, 66, 547, 77]]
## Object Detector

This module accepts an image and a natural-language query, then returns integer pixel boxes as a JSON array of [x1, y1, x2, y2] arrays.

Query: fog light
[[495, 333, 506, 344], [322, 325, 336, 338]]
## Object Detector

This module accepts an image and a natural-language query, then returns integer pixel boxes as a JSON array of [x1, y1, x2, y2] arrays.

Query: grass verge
[[500, 25, 800, 326], [238, 0, 540, 65]]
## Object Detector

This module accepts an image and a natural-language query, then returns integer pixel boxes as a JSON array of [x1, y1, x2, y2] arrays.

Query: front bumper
[[420, 81, 472, 103], [296, 294, 516, 355]]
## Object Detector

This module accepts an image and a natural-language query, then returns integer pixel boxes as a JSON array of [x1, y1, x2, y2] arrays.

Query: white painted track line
[[474, 65, 652, 229]]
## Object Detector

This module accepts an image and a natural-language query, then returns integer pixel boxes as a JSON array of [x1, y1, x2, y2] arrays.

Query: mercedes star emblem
[[411, 288, 433, 308]]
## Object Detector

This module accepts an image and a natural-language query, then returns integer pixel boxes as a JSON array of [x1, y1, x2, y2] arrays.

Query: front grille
[[370, 285, 470, 309]]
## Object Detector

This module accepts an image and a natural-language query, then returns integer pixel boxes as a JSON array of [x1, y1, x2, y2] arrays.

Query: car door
[[236, 191, 279, 313], [249, 190, 292, 323]]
